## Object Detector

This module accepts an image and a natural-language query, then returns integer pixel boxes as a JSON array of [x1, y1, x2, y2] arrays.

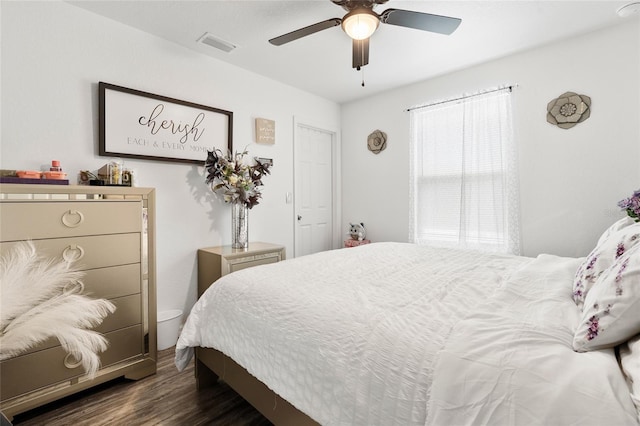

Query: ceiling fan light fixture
[[342, 9, 379, 40]]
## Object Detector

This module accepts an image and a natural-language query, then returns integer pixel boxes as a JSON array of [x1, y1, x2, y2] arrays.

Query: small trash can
[[157, 309, 183, 350]]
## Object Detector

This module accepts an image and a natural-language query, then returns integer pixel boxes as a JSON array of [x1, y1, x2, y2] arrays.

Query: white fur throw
[[0, 241, 116, 378]]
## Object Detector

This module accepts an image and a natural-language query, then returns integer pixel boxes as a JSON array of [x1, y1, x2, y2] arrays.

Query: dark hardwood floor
[[11, 347, 272, 426]]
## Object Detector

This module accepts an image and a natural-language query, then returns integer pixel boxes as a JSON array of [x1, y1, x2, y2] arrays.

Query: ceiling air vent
[[197, 32, 236, 53]]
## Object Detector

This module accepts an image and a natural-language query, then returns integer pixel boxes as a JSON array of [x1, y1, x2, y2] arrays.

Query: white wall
[[341, 20, 640, 258], [0, 1, 341, 314]]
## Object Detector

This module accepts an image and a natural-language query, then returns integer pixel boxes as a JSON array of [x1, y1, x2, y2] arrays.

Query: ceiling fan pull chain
[[361, 68, 365, 87]]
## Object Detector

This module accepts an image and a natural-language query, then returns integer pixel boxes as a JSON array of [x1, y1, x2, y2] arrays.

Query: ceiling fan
[[268, 0, 462, 71]]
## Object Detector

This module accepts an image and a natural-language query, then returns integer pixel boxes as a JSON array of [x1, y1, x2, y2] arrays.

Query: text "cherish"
[[138, 104, 205, 144]]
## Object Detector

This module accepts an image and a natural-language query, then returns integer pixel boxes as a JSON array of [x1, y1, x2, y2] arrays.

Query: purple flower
[[618, 189, 640, 221], [586, 315, 600, 340]]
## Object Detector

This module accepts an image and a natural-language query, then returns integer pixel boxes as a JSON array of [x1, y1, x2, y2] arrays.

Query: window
[[409, 87, 520, 254]]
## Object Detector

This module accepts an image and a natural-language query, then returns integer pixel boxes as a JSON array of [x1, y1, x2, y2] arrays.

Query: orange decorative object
[[16, 170, 42, 179], [43, 171, 67, 180], [344, 239, 371, 248]]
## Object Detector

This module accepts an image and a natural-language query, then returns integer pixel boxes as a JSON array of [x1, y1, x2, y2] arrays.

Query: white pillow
[[573, 240, 640, 351], [597, 216, 636, 246], [572, 220, 640, 307], [621, 334, 640, 423]]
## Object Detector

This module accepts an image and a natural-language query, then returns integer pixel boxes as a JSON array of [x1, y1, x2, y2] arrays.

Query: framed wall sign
[[99, 82, 233, 164], [255, 117, 275, 144]]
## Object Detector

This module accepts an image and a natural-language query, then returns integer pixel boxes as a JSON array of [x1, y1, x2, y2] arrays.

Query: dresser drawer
[[0, 325, 144, 400], [0, 200, 142, 241], [0, 234, 141, 270], [9, 294, 141, 357], [83, 264, 141, 299], [96, 294, 141, 333]]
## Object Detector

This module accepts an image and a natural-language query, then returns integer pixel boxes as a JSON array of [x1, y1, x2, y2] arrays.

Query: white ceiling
[[68, 0, 635, 104]]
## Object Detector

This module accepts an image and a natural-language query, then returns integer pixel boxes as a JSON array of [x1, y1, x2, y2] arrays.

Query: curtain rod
[[406, 85, 515, 112]]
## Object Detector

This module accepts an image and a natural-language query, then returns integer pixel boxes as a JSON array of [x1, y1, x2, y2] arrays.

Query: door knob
[[297, 215, 302, 221]]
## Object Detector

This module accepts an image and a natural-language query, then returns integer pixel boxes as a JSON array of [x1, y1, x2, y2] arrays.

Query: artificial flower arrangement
[[204, 149, 271, 209], [618, 189, 640, 222]]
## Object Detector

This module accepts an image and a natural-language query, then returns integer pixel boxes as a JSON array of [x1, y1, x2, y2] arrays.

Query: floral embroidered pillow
[[572, 221, 640, 308], [597, 216, 635, 246], [573, 243, 640, 352]]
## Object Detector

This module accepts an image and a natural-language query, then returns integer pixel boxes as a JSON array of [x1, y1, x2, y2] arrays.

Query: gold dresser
[[0, 184, 157, 420]]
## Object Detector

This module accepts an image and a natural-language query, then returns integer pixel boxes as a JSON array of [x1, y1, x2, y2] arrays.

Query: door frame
[[293, 116, 341, 258]]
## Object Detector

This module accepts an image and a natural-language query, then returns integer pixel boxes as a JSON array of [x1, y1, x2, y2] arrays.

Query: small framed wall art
[[255, 118, 275, 144], [99, 82, 233, 164]]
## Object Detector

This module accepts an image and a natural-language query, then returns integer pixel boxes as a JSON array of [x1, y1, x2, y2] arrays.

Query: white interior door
[[294, 121, 337, 258]]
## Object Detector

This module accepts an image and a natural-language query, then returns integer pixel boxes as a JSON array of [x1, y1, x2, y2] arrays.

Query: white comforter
[[175, 242, 530, 425], [427, 254, 639, 425]]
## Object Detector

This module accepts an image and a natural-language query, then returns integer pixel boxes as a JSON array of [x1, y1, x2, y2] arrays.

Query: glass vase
[[231, 201, 249, 249]]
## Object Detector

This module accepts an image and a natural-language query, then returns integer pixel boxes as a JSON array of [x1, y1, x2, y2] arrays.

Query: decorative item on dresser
[[0, 184, 157, 421], [197, 242, 285, 298]]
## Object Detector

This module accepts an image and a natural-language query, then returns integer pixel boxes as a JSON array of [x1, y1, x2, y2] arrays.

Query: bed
[[175, 218, 640, 425]]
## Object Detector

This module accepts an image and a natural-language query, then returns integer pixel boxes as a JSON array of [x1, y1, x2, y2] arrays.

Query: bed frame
[[195, 347, 319, 425]]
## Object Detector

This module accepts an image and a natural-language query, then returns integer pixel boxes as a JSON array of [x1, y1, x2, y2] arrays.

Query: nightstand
[[197, 242, 285, 297]]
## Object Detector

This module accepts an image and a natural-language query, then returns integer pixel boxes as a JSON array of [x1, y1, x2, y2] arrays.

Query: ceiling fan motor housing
[[332, 0, 389, 12]]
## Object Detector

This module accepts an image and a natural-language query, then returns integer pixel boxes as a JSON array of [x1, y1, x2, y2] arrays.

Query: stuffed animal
[[349, 223, 366, 241]]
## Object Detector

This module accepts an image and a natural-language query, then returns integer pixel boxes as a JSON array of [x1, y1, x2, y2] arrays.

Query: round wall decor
[[367, 130, 387, 154], [546, 92, 591, 129]]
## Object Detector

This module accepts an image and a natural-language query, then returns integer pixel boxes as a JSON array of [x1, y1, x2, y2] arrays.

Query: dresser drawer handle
[[62, 210, 85, 228], [63, 280, 85, 294], [63, 353, 83, 369], [62, 245, 85, 262]]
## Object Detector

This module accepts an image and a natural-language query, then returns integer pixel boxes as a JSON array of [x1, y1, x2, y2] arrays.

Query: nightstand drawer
[[0, 200, 142, 241], [228, 254, 280, 273], [0, 233, 141, 270]]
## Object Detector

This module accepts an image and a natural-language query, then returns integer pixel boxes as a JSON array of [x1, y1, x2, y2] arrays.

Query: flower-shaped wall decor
[[367, 130, 387, 154], [546, 92, 591, 129]]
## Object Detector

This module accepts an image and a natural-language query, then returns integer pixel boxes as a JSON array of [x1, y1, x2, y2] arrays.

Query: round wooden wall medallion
[[546, 92, 591, 129], [367, 130, 387, 154]]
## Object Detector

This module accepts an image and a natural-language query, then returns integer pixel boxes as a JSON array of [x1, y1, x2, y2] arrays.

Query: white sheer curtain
[[409, 88, 521, 255]]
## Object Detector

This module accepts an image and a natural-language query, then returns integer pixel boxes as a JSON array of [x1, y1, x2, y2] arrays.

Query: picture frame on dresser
[[99, 82, 233, 164], [0, 184, 157, 421]]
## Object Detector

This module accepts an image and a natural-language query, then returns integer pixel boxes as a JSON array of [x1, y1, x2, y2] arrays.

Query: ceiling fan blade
[[269, 18, 342, 46], [352, 37, 369, 70], [380, 9, 461, 35]]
